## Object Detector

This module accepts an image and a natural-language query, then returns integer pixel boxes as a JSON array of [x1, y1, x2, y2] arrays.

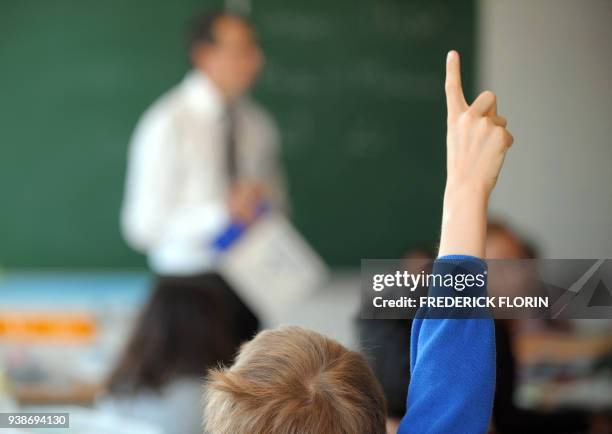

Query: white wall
[[478, 0, 612, 258]]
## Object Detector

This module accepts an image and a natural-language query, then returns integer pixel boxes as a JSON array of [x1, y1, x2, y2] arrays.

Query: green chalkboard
[[0, 0, 474, 268]]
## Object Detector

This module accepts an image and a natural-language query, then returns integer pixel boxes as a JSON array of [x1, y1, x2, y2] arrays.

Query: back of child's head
[[204, 326, 387, 434]]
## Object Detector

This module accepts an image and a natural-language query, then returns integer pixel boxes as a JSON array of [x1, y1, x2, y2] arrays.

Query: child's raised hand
[[438, 50, 514, 258], [444, 50, 514, 198]]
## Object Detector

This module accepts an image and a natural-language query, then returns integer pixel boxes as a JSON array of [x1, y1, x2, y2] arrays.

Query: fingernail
[[447, 50, 456, 63]]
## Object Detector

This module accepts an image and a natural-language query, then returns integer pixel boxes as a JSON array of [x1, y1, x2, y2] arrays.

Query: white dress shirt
[[121, 71, 286, 275]]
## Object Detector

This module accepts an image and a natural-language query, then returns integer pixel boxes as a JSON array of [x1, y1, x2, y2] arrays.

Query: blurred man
[[121, 11, 286, 341]]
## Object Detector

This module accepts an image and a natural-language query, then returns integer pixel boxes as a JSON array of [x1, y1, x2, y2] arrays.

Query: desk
[[515, 330, 612, 411]]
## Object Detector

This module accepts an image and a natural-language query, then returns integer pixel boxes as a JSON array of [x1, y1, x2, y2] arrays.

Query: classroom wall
[[479, 0, 612, 258]]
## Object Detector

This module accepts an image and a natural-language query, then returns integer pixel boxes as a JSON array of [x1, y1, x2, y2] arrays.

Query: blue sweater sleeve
[[398, 255, 496, 434]]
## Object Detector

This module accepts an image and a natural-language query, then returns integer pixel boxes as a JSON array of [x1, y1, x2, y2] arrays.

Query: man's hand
[[438, 51, 514, 258], [228, 181, 264, 224]]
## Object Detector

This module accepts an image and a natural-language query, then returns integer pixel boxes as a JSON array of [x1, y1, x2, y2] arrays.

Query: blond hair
[[204, 326, 386, 434]]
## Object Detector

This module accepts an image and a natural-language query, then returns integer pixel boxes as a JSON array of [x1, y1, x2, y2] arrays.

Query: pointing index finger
[[445, 50, 468, 119]]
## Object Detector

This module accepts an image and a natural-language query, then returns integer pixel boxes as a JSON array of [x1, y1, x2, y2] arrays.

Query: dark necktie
[[225, 105, 238, 183]]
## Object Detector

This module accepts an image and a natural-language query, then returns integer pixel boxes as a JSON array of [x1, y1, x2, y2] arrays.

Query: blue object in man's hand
[[211, 202, 270, 252]]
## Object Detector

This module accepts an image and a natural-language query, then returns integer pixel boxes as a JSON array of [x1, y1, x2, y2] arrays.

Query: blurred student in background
[[357, 248, 431, 433], [358, 314, 411, 433], [359, 224, 593, 433], [486, 221, 592, 434], [120, 11, 287, 341], [98, 277, 237, 434]]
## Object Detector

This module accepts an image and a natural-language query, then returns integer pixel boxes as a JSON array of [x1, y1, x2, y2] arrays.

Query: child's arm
[[398, 51, 514, 434], [400, 259, 494, 434]]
